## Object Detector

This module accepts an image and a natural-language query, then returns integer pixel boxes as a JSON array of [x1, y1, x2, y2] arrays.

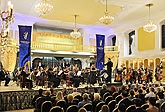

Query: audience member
[[72, 88, 81, 98], [78, 107, 87, 112], [100, 84, 109, 98], [99, 105, 109, 112], [93, 93, 101, 112], [78, 93, 92, 108], [146, 97, 159, 112], [32, 89, 44, 107], [55, 91, 64, 104]]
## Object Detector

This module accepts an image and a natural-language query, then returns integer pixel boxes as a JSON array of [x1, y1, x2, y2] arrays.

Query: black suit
[[104, 60, 113, 83], [0, 70, 10, 86]]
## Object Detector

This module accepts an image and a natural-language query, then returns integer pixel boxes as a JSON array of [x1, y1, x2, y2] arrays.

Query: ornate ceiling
[[4, 0, 165, 29]]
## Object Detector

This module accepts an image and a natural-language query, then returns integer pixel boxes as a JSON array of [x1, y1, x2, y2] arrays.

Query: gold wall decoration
[[144, 59, 148, 68], [104, 51, 119, 71], [32, 32, 83, 52], [134, 60, 138, 69], [1, 38, 17, 72], [138, 27, 155, 51]]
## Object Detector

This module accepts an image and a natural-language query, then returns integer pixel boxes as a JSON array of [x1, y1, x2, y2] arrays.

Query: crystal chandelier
[[0, 1, 14, 55], [70, 15, 81, 38], [35, 0, 53, 16], [99, 0, 114, 25], [143, 3, 157, 33]]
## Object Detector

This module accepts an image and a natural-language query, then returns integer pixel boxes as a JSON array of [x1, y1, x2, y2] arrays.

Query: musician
[[89, 63, 97, 86], [126, 67, 133, 84], [19, 67, 33, 89], [47, 68, 56, 87], [0, 69, 11, 86], [104, 58, 113, 83], [115, 66, 123, 82], [155, 64, 163, 81], [132, 69, 138, 84], [138, 66, 144, 84]]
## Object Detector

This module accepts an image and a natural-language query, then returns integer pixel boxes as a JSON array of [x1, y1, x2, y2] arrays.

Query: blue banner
[[96, 34, 105, 70], [19, 25, 32, 71]]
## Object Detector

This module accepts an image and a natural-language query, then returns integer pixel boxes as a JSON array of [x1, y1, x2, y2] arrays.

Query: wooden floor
[[0, 80, 103, 92], [4, 109, 34, 112]]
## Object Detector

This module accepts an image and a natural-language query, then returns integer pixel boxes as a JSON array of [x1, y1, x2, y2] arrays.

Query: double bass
[[126, 68, 132, 81]]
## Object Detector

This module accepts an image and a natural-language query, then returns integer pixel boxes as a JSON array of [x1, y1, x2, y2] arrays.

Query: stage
[[0, 79, 122, 111]]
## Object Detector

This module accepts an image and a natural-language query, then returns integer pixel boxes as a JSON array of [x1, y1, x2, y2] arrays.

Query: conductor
[[104, 58, 113, 83]]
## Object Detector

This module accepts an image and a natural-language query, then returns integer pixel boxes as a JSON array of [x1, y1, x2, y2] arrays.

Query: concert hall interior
[[1, 0, 165, 112]]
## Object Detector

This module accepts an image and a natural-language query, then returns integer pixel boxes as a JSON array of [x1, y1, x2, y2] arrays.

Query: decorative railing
[[31, 42, 118, 52]]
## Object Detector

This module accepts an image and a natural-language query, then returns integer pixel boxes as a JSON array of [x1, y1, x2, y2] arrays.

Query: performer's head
[[108, 58, 111, 61]]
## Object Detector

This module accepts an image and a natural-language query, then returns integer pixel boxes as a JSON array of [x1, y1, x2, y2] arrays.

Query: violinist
[[126, 67, 133, 84], [155, 63, 163, 81], [138, 66, 144, 84], [19, 67, 33, 89]]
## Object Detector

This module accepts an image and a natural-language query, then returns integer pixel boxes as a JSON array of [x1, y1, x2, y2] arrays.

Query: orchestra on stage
[[0, 60, 164, 89]]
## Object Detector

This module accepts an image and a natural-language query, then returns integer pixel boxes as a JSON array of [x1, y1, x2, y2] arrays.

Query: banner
[[19, 25, 32, 71], [96, 34, 105, 70]]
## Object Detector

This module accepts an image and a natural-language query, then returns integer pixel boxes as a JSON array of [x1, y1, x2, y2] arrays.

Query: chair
[[115, 95, 122, 103], [108, 100, 116, 112], [125, 105, 136, 112], [56, 100, 67, 111], [20, 76, 30, 89], [49, 106, 63, 112], [41, 101, 52, 112], [64, 95, 68, 103], [105, 96, 113, 104], [141, 103, 149, 110], [83, 103, 93, 111], [103, 92, 110, 100], [112, 92, 119, 100], [95, 101, 105, 112], [66, 105, 78, 112], [160, 102, 165, 112], [73, 98, 79, 105], [35, 97, 43, 109], [112, 108, 118, 112]]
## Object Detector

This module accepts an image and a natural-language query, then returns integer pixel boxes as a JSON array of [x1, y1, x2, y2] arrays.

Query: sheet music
[[77, 71, 81, 76], [58, 70, 63, 76]]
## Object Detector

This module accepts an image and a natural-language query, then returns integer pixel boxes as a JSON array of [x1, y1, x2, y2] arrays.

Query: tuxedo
[[104, 60, 113, 83]]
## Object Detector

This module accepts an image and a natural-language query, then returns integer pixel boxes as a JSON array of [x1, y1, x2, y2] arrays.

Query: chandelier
[[99, 0, 114, 25], [143, 3, 157, 33], [0, 1, 14, 55], [70, 15, 81, 38], [35, 0, 53, 16]]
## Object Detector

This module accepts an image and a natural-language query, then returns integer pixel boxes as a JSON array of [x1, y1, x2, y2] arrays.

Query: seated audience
[[72, 88, 81, 98], [32, 89, 44, 107], [99, 105, 109, 112], [78, 107, 87, 112], [93, 93, 101, 112], [146, 97, 159, 112], [100, 84, 109, 98], [55, 91, 64, 104], [156, 91, 165, 107], [78, 93, 92, 108], [145, 87, 156, 99], [118, 90, 133, 111], [67, 94, 74, 107]]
